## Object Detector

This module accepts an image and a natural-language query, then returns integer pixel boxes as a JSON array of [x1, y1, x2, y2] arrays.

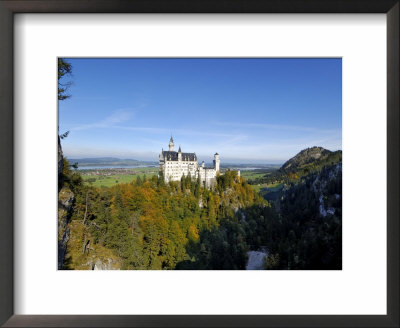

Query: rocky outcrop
[[246, 249, 269, 270], [79, 252, 121, 270], [64, 219, 123, 270], [92, 258, 120, 270], [58, 135, 75, 269], [58, 185, 74, 269], [312, 163, 342, 218]]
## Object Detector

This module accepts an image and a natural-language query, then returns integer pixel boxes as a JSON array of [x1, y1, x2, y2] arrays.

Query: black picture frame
[[0, 1, 398, 327]]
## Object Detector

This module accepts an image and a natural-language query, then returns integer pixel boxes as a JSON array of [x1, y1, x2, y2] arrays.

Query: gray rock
[[246, 250, 269, 270], [58, 186, 74, 269], [93, 258, 119, 270]]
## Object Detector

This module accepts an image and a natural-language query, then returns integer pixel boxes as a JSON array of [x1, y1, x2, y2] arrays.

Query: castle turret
[[178, 146, 182, 161], [213, 153, 220, 172], [169, 136, 174, 151]]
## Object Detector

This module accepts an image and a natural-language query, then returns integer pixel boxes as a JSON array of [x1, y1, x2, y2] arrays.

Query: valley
[[77, 162, 282, 190], [59, 147, 342, 270], [79, 167, 158, 188]]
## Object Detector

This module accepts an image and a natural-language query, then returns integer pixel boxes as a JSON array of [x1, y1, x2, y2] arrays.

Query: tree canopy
[[58, 58, 72, 101], [60, 162, 342, 270]]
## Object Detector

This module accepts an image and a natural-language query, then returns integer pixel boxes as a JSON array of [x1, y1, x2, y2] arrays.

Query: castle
[[159, 137, 220, 188]]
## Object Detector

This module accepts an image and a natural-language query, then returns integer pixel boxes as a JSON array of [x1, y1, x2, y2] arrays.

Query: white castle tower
[[213, 153, 220, 173]]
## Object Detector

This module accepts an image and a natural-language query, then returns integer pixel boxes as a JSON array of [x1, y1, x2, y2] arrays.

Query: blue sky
[[59, 58, 342, 164]]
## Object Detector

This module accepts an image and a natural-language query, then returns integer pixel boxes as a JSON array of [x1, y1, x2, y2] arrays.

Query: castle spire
[[178, 145, 182, 161], [168, 136, 174, 151]]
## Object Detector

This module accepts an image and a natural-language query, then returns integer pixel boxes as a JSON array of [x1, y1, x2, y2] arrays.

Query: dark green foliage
[[63, 160, 342, 270], [280, 147, 332, 173], [59, 131, 70, 139], [58, 58, 72, 101], [177, 217, 248, 270], [244, 163, 342, 269], [64, 170, 260, 270], [59, 157, 83, 192]]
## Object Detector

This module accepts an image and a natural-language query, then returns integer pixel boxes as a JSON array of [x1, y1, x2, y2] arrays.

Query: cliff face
[[63, 220, 122, 270], [57, 186, 122, 270], [57, 138, 121, 270], [58, 186, 74, 269], [312, 163, 342, 218], [57, 137, 74, 269]]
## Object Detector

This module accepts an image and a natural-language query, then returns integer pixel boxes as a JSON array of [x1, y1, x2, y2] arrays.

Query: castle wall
[[204, 168, 217, 188], [197, 166, 217, 188], [163, 160, 198, 182]]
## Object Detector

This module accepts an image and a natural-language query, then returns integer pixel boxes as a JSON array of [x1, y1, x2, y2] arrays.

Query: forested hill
[[247, 147, 342, 187], [59, 165, 265, 270], [280, 147, 341, 174]]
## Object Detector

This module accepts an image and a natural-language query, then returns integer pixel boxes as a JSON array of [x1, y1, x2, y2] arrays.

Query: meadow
[[239, 170, 268, 180], [81, 167, 158, 188], [239, 169, 281, 194]]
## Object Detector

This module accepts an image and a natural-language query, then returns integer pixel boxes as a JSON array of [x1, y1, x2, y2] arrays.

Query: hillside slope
[[279, 147, 341, 175]]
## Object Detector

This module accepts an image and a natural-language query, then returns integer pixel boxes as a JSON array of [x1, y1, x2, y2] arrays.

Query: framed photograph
[[57, 57, 343, 272], [0, 1, 398, 327]]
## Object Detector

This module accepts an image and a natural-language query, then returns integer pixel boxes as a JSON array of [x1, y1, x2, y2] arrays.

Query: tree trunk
[[82, 235, 87, 254]]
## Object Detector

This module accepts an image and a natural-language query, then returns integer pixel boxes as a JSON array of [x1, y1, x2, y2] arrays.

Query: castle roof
[[162, 150, 197, 162]]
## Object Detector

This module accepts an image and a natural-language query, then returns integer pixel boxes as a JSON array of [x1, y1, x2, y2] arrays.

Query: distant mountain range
[[221, 163, 281, 169], [68, 157, 157, 167], [68, 149, 342, 170]]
